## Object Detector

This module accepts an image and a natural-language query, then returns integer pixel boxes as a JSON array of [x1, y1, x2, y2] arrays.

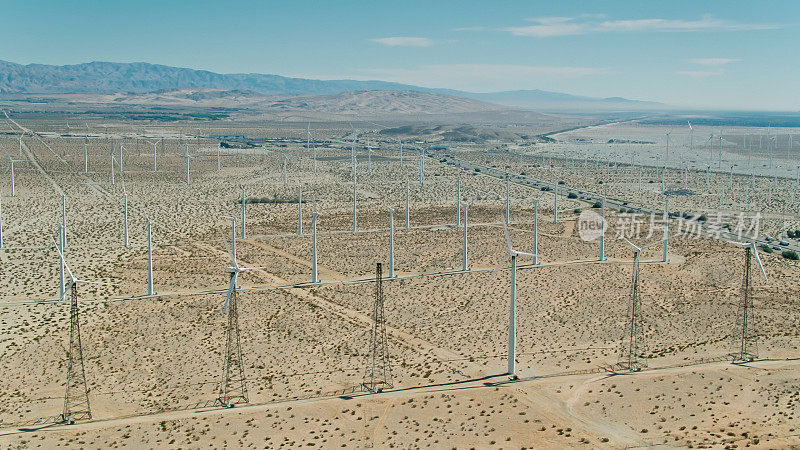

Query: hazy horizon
[[1, 1, 798, 111]]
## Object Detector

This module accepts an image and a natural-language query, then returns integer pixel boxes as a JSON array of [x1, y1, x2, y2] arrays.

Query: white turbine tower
[[532, 197, 539, 265], [297, 183, 303, 235], [118, 144, 125, 174], [405, 180, 410, 229], [461, 201, 473, 271], [492, 222, 537, 377], [240, 186, 246, 239], [387, 207, 396, 278], [662, 198, 669, 262], [122, 191, 129, 247], [505, 176, 510, 224], [310, 210, 319, 283], [662, 131, 670, 190], [109, 145, 116, 186], [418, 150, 424, 185], [0, 193, 3, 248], [61, 194, 68, 248], [83, 137, 88, 173], [599, 196, 606, 261], [553, 175, 558, 223], [278, 154, 286, 186], [150, 140, 158, 172], [456, 176, 461, 227], [184, 145, 191, 186], [146, 219, 155, 296], [8, 156, 22, 197]]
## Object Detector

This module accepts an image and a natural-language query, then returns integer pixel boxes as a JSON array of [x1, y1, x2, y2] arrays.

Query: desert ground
[[0, 113, 798, 449]]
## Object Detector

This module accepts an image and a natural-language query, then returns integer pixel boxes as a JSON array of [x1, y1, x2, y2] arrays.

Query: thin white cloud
[[505, 15, 778, 37], [678, 70, 725, 78], [453, 26, 487, 32], [357, 64, 611, 92], [688, 58, 740, 66], [370, 37, 434, 47]]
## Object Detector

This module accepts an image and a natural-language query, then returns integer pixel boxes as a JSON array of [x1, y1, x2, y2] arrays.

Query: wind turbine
[[614, 236, 664, 372], [51, 233, 113, 423], [727, 240, 768, 363], [492, 222, 537, 377], [217, 217, 262, 407]]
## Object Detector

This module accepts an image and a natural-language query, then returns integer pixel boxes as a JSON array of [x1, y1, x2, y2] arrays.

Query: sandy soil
[[0, 118, 798, 448]]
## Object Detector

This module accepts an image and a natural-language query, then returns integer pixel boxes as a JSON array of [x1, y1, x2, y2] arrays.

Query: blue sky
[[1, 0, 797, 110]]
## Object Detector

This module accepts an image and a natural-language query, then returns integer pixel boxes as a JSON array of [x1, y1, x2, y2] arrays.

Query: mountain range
[[0, 60, 664, 112]]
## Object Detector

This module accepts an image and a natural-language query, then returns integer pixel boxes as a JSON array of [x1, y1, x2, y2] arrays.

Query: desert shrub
[[567, 192, 577, 199], [760, 245, 773, 254], [592, 201, 602, 208], [781, 250, 799, 260]]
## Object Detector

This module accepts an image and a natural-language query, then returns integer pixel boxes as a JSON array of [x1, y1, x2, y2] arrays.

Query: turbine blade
[[726, 239, 749, 247], [221, 272, 238, 315], [75, 279, 118, 286], [752, 244, 768, 282], [52, 236, 77, 283], [621, 237, 641, 252], [491, 254, 511, 278], [503, 220, 512, 252], [54, 282, 74, 305]]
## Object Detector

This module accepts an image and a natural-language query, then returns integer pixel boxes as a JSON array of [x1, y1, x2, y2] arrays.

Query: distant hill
[[458, 90, 664, 111], [0, 60, 664, 111]]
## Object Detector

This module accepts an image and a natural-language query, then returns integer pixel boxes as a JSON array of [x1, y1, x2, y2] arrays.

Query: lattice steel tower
[[731, 247, 758, 362], [615, 250, 646, 372], [362, 263, 392, 393], [62, 283, 92, 423], [217, 275, 248, 407]]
